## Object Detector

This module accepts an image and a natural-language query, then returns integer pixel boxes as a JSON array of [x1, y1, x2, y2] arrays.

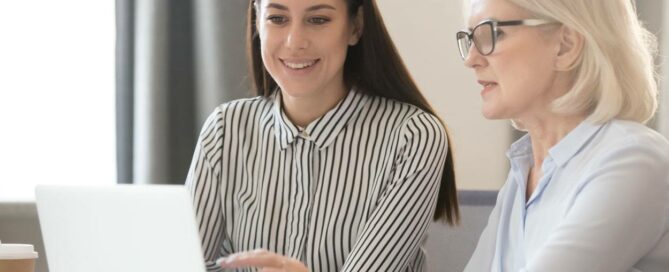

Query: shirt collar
[[273, 88, 369, 150], [506, 120, 606, 167], [547, 120, 605, 167], [507, 133, 533, 160]]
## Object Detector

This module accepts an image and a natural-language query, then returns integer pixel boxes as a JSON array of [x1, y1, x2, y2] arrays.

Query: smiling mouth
[[281, 59, 320, 70]]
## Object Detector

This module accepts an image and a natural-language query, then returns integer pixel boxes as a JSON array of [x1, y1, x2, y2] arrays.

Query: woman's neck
[[518, 112, 587, 168], [281, 85, 348, 128]]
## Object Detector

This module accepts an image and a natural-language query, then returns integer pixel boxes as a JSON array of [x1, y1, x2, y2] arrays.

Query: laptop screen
[[36, 185, 207, 272]]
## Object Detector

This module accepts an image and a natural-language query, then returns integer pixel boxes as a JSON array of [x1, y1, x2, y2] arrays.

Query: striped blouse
[[185, 89, 448, 271]]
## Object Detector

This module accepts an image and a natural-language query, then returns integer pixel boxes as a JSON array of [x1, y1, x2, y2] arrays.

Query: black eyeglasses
[[456, 19, 554, 60]]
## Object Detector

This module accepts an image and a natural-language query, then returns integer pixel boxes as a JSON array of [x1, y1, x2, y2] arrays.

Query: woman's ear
[[349, 6, 364, 46], [555, 26, 584, 71]]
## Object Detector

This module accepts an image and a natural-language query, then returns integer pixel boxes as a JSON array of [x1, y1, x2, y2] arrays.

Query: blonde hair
[[507, 0, 659, 123]]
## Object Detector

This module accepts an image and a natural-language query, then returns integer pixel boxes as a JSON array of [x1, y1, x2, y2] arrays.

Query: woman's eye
[[267, 16, 287, 24], [308, 17, 330, 25]]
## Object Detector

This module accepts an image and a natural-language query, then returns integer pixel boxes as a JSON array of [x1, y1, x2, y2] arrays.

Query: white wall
[[0, 1, 116, 200], [377, 1, 511, 190]]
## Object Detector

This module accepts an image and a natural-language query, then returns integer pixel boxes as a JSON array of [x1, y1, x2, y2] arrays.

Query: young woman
[[458, 0, 669, 271], [185, 0, 459, 271]]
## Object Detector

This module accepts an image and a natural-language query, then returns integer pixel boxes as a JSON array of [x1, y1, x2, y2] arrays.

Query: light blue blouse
[[465, 119, 669, 272]]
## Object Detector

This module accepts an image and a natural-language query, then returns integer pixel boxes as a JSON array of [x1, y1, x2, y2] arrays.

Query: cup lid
[[0, 241, 38, 259]]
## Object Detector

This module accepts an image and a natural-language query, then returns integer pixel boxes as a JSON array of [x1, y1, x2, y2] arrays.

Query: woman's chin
[[481, 107, 502, 120]]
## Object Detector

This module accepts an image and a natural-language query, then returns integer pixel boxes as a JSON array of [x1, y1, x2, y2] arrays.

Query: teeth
[[284, 60, 317, 69]]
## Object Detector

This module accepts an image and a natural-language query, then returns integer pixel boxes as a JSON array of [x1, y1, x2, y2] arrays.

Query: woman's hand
[[216, 249, 308, 272]]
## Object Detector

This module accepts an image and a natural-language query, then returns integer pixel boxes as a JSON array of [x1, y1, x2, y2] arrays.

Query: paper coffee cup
[[0, 241, 38, 272]]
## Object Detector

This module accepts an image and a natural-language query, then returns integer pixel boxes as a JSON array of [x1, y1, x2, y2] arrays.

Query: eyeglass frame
[[456, 19, 555, 60]]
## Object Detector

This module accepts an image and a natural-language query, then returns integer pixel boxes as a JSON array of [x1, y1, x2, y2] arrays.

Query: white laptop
[[35, 185, 207, 272]]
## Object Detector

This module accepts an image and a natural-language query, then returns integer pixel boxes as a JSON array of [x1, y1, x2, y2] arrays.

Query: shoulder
[[401, 111, 446, 141], [367, 96, 445, 132], [598, 119, 669, 158], [214, 96, 272, 118], [204, 96, 272, 125], [199, 96, 272, 137], [586, 119, 669, 185], [371, 96, 447, 148]]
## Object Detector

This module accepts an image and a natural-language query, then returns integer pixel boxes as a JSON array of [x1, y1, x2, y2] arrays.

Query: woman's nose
[[463, 44, 485, 68], [285, 23, 309, 50]]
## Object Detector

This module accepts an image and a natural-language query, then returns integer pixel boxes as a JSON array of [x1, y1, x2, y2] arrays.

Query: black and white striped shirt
[[186, 89, 448, 271]]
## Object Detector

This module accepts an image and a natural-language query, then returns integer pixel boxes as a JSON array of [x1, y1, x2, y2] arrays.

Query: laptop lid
[[35, 185, 206, 272]]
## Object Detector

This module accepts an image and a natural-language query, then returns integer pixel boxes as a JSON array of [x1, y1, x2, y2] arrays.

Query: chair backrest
[[425, 190, 498, 272]]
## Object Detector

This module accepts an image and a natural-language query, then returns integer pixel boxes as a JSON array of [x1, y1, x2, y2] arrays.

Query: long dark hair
[[246, 0, 459, 225]]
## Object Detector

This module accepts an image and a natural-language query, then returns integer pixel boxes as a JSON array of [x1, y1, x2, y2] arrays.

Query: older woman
[[458, 0, 669, 271]]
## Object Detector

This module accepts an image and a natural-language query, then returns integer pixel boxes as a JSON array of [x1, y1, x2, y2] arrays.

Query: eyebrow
[[306, 4, 336, 11], [266, 3, 337, 12]]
